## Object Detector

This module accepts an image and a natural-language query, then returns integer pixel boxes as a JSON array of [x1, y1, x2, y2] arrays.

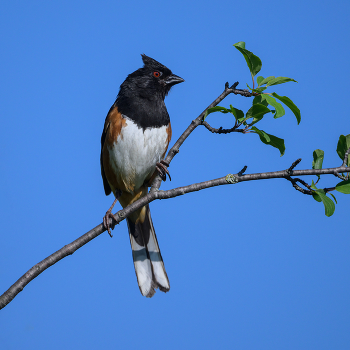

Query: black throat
[[116, 93, 170, 130]]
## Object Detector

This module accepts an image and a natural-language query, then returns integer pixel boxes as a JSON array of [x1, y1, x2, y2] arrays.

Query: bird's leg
[[155, 160, 171, 181], [103, 193, 120, 237]]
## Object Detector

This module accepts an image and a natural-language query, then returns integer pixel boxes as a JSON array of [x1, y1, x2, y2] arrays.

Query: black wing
[[100, 119, 112, 196]]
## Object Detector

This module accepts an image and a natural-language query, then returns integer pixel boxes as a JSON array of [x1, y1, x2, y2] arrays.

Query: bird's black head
[[115, 55, 184, 129], [119, 54, 184, 101]]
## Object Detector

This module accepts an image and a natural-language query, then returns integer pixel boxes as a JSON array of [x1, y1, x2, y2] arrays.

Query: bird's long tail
[[126, 204, 170, 297]]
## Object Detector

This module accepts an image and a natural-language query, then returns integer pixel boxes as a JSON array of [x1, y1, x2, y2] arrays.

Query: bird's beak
[[165, 74, 185, 86]]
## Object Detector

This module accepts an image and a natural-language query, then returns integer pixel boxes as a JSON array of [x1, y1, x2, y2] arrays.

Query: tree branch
[[0, 83, 237, 310], [201, 120, 248, 134], [1, 161, 349, 309], [1, 84, 349, 310], [150, 82, 254, 191], [334, 172, 347, 181]]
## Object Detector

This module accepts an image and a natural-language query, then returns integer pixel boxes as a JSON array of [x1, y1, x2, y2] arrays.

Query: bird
[[100, 54, 184, 297]]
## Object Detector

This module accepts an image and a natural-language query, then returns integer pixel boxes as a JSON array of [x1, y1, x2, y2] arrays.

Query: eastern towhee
[[100, 55, 184, 297]]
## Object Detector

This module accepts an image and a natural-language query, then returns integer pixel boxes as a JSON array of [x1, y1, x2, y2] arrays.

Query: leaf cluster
[[311, 135, 350, 216], [204, 42, 300, 156], [202, 42, 349, 217]]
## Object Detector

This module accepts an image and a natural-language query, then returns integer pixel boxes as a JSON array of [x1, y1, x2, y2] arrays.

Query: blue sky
[[1, 0, 349, 349]]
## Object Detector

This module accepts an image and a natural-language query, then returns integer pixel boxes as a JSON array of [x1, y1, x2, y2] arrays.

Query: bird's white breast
[[108, 117, 168, 193]]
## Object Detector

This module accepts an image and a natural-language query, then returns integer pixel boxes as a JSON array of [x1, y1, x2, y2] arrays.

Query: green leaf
[[246, 104, 272, 125], [311, 181, 336, 216], [252, 95, 268, 107], [312, 149, 324, 169], [233, 42, 262, 78], [329, 193, 337, 204], [317, 190, 336, 216], [315, 190, 335, 217], [258, 76, 275, 87], [203, 106, 229, 120], [336, 134, 350, 166], [234, 41, 246, 49], [256, 76, 264, 86], [312, 192, 322, 202], [229, 105, 244, 121], [251, 126, 285, 156], [311, 180, 322, 202], [271, 92, 301, 124], [335, 179, 350, 194], [203, 105, 245, 123], [252, 87, 267, 93], [261, 94, 285, 119], [266, 76, 297, 87]]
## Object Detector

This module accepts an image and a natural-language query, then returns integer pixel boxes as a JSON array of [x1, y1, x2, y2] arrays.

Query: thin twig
[[238, 166, 248, 176], [323, 187, 336, 193], [285, 177, 313, 195], [287, 158, 302, 174], [201, 120, 247, 134], [285, 159, 312, 194], [200, 82, 256, 135], [334, 172, 347, 181]]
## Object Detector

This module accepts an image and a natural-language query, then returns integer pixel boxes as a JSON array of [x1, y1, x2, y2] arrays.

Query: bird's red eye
[[153, 71, 161, 78]]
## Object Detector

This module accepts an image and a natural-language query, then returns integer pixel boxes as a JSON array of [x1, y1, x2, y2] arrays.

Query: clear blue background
[[1, 1, 349, 349]]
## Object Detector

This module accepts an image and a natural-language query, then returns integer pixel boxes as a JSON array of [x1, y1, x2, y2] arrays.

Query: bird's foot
[[103, 198, 119, 237], [156, 160, 171, 181]]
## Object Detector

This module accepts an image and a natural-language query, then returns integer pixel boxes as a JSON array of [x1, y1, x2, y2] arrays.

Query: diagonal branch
[[150, 82, 253, 192], [1, 85, 349, 310], [1, 161, 349, 309], [0, 84, 238, 310]]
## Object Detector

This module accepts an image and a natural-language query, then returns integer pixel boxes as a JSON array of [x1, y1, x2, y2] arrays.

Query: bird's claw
[[156, 160, 171, 181], [103, 210, 116, 238], [103, 197, 119, 237]]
